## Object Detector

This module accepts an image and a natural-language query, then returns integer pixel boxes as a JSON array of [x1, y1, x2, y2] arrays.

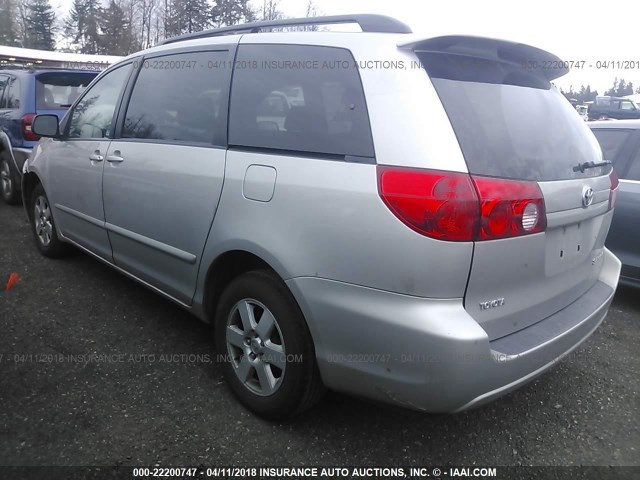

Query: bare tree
[[121, 0, 141, 51], [301, 0, 321, 30], [261, 0, 282, 21], [305, 0, 319, 17], [17, 0, 31, 46], [0, 0, 21, 46]]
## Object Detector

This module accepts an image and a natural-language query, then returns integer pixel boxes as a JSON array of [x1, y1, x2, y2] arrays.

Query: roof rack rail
[[159, 14, 412, 45]]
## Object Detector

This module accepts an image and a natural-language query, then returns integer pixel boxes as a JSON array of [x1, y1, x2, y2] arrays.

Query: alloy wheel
[[34, 195, 53, 247], [0, 160, 12, 197], [225, 298, 286, 396]]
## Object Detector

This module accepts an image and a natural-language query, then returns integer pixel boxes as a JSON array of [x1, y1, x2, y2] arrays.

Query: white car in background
[[576, 104, 589, 121]]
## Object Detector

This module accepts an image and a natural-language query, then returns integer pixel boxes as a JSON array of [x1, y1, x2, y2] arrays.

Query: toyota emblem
[[582, 186, 594, 207]]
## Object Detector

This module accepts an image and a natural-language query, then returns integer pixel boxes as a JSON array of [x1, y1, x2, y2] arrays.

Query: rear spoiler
[[398, 35, 568, 81]]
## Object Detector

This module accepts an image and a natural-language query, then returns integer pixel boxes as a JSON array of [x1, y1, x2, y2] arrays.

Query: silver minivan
[[25, 15, 621, 419]]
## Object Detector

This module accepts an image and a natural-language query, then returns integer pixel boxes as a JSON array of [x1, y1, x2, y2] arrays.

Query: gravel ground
[[0, 199, 638, 468]]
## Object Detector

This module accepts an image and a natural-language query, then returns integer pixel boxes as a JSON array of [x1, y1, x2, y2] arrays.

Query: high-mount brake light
[[377, 166, 547, 242]]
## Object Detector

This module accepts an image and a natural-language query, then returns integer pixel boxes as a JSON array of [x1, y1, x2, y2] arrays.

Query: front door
[[46, 64, 132, 260]]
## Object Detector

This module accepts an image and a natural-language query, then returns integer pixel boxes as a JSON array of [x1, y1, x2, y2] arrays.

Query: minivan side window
[[229, 44, 374, 158], [122, 51, 228, 145], [67, 65, 131, 139]]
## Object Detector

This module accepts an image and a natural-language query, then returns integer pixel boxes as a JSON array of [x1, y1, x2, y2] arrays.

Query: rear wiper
[[572, 160, 612, 173]]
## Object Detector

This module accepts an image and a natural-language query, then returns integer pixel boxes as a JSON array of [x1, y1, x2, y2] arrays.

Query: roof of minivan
[[117, 30, 566, 72], [159, 14, 412, 45], [111, 14, 567, 82], [118, 30, 410, 64]]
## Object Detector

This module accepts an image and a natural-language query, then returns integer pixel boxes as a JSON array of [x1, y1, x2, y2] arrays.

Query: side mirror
[[32, 114, 60, 138]]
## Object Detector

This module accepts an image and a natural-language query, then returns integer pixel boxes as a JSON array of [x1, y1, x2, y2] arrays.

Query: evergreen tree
[[0, 0, 21, 46], [561, 84, 598, 104], [100, 0, 132, 55], [64, 0, 87, 51], [24, 0, 56, 50], [212, 0, 255, 28], [166, 0, 210, 36], [605, 78, 618, 96], [65, 0, 103, 54], [584, 85, 597, 102], [618, 79, 627, 95], [605, 78, 635, 97]]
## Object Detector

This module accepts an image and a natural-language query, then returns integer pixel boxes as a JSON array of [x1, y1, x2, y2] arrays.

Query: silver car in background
[[24, 15, 621, 419]]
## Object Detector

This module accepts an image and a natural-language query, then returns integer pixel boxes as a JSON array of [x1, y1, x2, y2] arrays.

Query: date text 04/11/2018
[[521, 60, 640, 70]]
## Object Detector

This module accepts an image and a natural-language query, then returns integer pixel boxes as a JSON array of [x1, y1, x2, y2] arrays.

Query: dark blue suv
[[0, 69, 98, 204]]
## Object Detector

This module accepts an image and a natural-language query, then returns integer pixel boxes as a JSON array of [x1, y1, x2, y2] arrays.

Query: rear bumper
[[287, 248, 621, 413]]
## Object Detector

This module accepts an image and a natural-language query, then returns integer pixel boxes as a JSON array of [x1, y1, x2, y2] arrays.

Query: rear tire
[[0, 152, 20, 205], [30, 183, 73, 258], [214, 270, 324, 419]]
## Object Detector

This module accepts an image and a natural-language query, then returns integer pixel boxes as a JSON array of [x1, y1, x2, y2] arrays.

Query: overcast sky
[[277, 0, 640, 94], [51, 0, 640, 94]]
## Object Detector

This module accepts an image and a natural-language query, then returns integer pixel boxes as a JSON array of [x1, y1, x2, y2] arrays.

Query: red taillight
[[377, 166, 479, 241], [473, 176, 546, 240], [21, 113, 39, 141], [377, 166, 546, 242], [609, 169, 619, 210]]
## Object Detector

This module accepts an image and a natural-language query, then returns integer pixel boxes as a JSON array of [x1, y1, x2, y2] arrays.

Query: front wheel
[[30, 183, 73, 258], [214, 270, 324, 419]]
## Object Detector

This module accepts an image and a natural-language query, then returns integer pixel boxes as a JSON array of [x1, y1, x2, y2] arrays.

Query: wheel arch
[[21, 171, 42, 218], [0, 131, 20, 174], [0, 131, 13, 157], [202, 249, 283, 324]]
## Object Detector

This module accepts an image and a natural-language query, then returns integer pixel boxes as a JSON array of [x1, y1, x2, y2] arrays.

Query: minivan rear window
[[417, 52, 608, 181], [36, 72, 97, 109]]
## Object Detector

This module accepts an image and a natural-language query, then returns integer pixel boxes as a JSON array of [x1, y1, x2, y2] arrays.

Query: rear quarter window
[[228, 44, 374, 159]]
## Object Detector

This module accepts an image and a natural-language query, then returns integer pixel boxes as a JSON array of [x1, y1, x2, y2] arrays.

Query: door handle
[[106, 151, 124, 163], [89, 151, 103, 162]]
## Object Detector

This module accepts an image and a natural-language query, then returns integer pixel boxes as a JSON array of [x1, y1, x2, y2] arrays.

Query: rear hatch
[[35, 71, 97, 118], [411, 37, 616, 340]]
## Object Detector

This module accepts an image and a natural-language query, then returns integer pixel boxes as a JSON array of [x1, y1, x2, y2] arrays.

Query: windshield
[[417, 52, 608, 181]]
